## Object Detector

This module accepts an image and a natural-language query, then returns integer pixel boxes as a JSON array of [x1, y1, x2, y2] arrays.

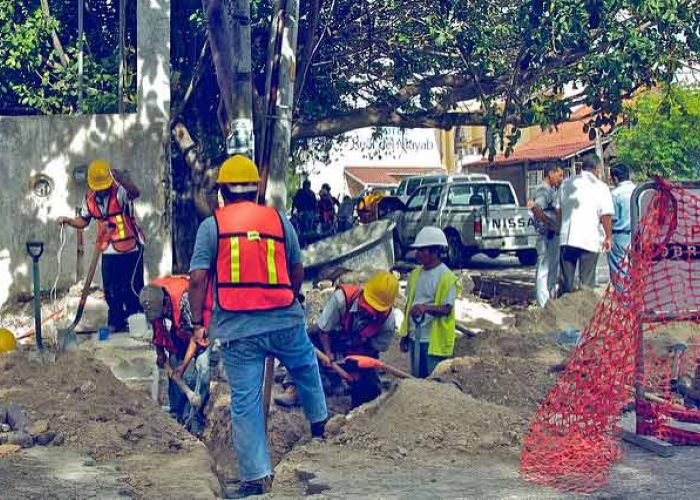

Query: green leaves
[[0, 0, 136, 115], [615, 87, 700, 180]]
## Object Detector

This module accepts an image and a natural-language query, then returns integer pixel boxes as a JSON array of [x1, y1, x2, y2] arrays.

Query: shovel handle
[[315, 349, 355, 382], [26, 241, 44, 260]]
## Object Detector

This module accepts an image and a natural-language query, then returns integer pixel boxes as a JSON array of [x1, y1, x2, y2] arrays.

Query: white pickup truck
[[393, 180, 539, 266]]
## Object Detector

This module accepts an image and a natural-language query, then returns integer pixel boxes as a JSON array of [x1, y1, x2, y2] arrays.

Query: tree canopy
[[0, 0, 136, 115], [615, 86, 700, 180]]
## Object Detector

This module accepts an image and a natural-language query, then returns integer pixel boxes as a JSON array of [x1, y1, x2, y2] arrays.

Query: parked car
[[393, 180, 538, 266], [395, 173, 490, 203]]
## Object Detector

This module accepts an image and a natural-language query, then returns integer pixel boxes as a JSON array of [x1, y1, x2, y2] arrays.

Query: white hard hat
[[412, 226, 448, 248]]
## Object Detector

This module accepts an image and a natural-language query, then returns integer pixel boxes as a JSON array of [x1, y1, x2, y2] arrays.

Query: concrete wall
[[0, 0, 171, 309]]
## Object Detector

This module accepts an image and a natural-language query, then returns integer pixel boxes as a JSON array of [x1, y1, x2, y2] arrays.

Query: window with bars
[[527, 169, 544, 201]]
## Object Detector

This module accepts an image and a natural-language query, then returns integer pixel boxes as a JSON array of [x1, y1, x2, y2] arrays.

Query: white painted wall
[[0, 0, 171, 309]]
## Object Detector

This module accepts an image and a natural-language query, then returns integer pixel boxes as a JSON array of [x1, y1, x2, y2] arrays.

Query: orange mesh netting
[[521, 179, 700, 492]]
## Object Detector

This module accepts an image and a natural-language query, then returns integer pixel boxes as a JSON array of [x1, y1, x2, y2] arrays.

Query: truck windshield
[[447, 184, 516, 206]]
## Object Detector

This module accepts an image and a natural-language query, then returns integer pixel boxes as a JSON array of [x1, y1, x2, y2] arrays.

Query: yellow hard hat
[[0, 328, 17, 354], [362, 271, 399, 312], [87, 159, 114, 191], [217, 155, 260, 190]]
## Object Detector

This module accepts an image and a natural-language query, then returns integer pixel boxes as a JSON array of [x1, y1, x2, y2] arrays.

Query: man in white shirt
[[555, 154, 614, 294]]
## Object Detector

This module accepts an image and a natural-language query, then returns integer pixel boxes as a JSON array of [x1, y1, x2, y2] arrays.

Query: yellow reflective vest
[[398, 265, 461, 357]]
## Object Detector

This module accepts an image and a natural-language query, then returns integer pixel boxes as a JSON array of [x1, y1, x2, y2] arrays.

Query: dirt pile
[[203, 381, 310, 479], [0, 351, 193, 460], [518, 289, 600, 334], [332, 379, 525, 460], [430, 356, 558, 412]]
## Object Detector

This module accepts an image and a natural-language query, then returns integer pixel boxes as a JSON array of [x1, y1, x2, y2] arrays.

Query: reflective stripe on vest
[[214, 202, 294, 312], [338, 284, 389, 339], [85, 184, 142, 253]]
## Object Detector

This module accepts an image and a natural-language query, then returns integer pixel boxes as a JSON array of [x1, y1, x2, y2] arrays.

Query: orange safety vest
[[214, 202, 294, 312], [151, 275, 214, 339], [338, 285, 390, 339], [85, 184, 143, 253]]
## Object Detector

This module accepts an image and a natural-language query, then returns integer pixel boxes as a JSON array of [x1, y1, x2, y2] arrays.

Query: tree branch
[[40, 0, 70, 67], [295, 0, 322, 106], [171, 39, 210, 127], [171, 122, 218, 216]]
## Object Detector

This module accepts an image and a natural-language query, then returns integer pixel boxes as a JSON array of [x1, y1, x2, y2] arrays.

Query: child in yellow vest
[[398, 227, 461, 377]]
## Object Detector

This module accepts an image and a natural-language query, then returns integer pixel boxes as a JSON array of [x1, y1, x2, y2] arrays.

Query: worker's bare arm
[[57, 216, 89, 229], [113, 169, 141, 199], [188, 269, 209, 325], [531, 205, 558, 231], [411, 303, 452, 318], [290, 263, 304, 297]]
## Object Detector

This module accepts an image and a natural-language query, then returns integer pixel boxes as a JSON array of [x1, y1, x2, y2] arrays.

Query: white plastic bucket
[[127, 313, 149, 339]]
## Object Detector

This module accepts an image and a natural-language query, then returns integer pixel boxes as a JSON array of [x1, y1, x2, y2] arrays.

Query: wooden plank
[[620, 429, 675, 457]]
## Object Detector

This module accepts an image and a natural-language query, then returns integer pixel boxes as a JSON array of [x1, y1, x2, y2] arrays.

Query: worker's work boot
[[310, 418, 328, 440], [222, 476, 273, 498], [273, 386, 299, 408]]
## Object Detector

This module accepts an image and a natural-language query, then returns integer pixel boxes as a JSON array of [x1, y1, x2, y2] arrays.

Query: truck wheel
[[446, 231, 464, 269], [517, 249, 538, 266]]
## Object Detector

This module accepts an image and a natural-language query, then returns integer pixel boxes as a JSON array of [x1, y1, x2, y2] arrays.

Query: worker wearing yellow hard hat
[[275, 270, 399, 410], [57, 158, 145, 333], [188, 155, 327, 496], [0, 328, 17, 354]]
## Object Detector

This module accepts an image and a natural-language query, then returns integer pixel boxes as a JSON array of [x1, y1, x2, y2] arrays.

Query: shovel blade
[[57, 328, 78, 352]]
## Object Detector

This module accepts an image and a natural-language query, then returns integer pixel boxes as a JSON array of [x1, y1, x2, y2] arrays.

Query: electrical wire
[[51, 224, 67, 310]]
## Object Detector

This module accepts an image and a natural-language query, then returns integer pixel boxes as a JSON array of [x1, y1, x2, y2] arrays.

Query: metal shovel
[[26, 241, 45, 351], [57, 226, 107, 352]]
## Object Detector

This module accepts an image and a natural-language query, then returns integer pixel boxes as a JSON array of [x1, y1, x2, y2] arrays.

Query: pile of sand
[[0, 351, 192, 460], [203, 381, 310, 479], [430, 356, 558, 412], [333, 379, 525, 460], [518, 289, 600, 335]]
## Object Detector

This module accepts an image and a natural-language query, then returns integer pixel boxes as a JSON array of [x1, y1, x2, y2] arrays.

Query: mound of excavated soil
[[518, 289, 600, 335], [430, 356, 558, 412], [334, 379, 525, 460], [0, 351, 192, 460], [203, 381, 310, 480]]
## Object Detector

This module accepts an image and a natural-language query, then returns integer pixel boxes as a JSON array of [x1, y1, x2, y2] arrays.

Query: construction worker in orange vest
[[275, 270, 399, 409], [58, 159, 145, 332], [187, 155, 327, 498], [139, 275, 212, 436]]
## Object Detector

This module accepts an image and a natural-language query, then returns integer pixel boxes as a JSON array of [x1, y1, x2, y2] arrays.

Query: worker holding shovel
[[57, 159, 145, 333], [187, 156, 327, 498], [398, 227, 461, 378], [139, 276, 212, 437], [275, 270, 399, 409]]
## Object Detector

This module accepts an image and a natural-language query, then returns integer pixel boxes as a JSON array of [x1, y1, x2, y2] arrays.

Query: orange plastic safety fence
[[521, 179, 700, 492]]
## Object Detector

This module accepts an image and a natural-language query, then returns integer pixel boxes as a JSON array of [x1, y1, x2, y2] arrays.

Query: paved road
[[462, 253, 612, 291]]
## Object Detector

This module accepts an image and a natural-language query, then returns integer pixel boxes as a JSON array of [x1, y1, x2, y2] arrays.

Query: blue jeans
[[608, 232, 631, 282], [408, 339, 448, 378], [219, 324, 327, 481], [168, 347, 212, 433]]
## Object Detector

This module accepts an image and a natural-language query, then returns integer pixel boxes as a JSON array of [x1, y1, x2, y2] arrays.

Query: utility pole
[[258, 0, 300, 211], [226, 0, 255, 158]]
